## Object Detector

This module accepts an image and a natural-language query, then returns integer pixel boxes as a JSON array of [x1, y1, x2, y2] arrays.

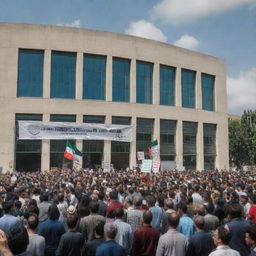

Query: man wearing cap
[[0, 200, 21, 234]]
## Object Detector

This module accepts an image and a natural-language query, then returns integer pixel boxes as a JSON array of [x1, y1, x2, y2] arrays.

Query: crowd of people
[[0, 167, 256, 256]]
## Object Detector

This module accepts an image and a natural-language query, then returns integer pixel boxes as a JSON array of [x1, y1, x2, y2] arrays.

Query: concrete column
[[0, 113, 15, 173], [153, 117, 160, 148], [130, 116, 137, 169], [43, 50, 51, 98], [216, 120, 229, 169], [153, 62, 159, 105], [41, 114, 50, 172], [130, 59, 136, 103], [176, 120, 183, 168], [175, 67, 181, 107], [106, 55, 112, 102], [196, 71, 202, 109], [0, 48, 17, 173], [196, 122, 204, 170], [76, 114, 83, 167], [76, 52, 83, 100], [103, 115, 111, 163]]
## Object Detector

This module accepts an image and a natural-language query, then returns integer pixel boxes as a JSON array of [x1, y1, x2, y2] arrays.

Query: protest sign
[[141, 159, 152, 173]]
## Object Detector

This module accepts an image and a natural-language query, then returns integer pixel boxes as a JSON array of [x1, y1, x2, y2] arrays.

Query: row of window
[[17, 49, 215, 111], [15, 114, 216, 170]]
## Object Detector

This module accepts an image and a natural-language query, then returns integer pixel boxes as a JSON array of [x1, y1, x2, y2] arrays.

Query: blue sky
[[1, 0, 256, 114]]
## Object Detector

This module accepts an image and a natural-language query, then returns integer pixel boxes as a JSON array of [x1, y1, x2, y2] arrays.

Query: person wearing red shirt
[[106, 191, 123, 219], [131, 210, 160, 256], [248, 194, 256, 223]]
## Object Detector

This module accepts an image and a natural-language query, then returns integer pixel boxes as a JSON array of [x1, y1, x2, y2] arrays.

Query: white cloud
[[227, 67, 256, 114], [173, 35, 199, 50], [57, 19, 81, 28], [125, 20, 167, 42], [151, 0, 256, 25]]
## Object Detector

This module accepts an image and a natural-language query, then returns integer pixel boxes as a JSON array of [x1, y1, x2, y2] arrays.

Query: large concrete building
[[0, 23, 229, 172]]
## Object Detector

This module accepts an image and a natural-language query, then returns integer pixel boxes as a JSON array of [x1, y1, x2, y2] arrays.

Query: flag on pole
[[64, 141, 82, 161], [148, 140, 159, 159]]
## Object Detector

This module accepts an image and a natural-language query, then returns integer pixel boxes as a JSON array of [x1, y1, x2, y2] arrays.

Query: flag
[[64, 141, 82, 161], [148, 140, 158, 159], [147, 147, 152, 159]]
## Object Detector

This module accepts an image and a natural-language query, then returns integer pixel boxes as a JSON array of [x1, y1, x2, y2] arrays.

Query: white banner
[[18, 121, 132, 142], [102, 162, 111, 172], [141, 159, 152, 173], [152, 160, 161, 173]]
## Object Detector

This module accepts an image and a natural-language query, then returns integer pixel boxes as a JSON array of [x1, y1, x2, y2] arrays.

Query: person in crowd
[[56, 214, 84, 256], [57, 193, 68, 223], [31, 188, 41, 205], [245, 223, 256, 256], [38, 204, 66, 256], [96, 223, 126, 256], [26, 213, 45, 256], [126, 196, 143, 232], [248, 194, 256, 223], [194, 204, 206, 217], [131, 210, 160, 256], [204, 202, 220, 232], [165, 198, 176, 214], [177, 201, 194, 238], [157, 193, 169, 234], [186, 196, 195, 219], [68, 187, 78, 207], [77, 194, 91, 219], [106, 191, 123, 220], [125, 187, 136, 202], [146, 195, 163, 231], [98, 191, 107, 217], [186, 215, 216, 256], [83, 220, 105, 256], [2, 224, 30, 256], [114, 207, 133, 253], [38, 192, 51, 223], [13, 201, 23, 218], [80, 200, 105, 242], [209, 226, 240, 256], [2, 165, 256, 256], [212, 195, 226, 225], [225, 203, 250, 256], [0, 229, 12, 256], [23, 199, 39, 221], [192, 185, 203, 205], [156, 212, 186, 256], [241, 195, 251, 218], [0, 201, 21, 234]]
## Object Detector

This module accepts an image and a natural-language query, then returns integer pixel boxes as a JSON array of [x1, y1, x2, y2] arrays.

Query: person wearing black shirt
[[56, 214, 84, 256]]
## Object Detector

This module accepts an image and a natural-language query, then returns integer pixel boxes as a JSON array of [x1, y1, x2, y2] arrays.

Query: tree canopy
[[229, 109, 256, 168]]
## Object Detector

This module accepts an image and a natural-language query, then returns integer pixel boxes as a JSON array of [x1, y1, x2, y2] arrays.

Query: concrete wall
[[0, 23, 229, 172]]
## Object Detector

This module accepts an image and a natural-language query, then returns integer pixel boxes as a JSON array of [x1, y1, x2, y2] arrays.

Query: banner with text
[[141, 159, 152, 173], [152, 160, 161, 173], [18, 121, 132, 142]]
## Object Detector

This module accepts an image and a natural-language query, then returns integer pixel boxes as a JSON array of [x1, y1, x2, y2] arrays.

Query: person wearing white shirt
[[209, 226, 240, 256]]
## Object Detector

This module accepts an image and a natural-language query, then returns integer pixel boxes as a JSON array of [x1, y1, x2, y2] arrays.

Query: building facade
[[0, 23, 229, 172]]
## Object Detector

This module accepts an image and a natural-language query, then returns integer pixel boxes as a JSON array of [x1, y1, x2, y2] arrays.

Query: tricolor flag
[[148, 140, 159, 159], [64, 141, 82, 161]]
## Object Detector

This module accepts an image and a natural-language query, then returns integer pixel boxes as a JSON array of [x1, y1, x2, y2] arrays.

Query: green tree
[[229, 109, 256, 168]]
